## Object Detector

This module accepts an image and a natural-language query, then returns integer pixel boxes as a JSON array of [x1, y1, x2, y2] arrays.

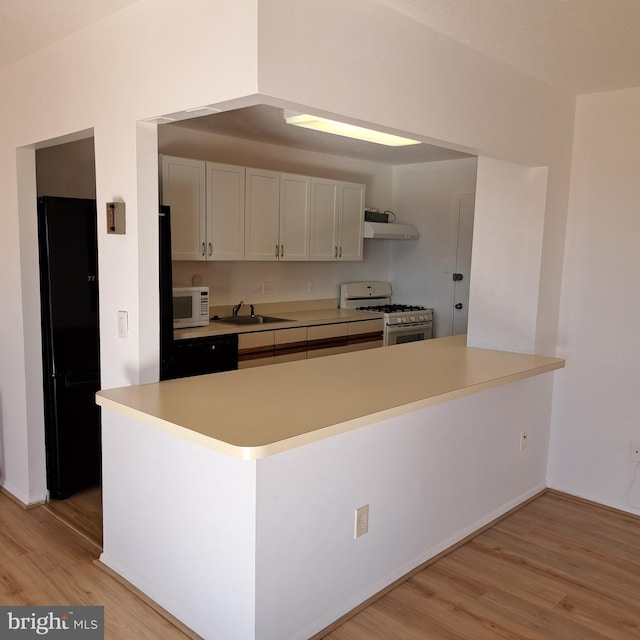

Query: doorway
[[35, 138, 103, 546], [451, 193, 475, 335]]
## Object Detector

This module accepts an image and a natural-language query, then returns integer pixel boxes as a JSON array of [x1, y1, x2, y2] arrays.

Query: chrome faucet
[[232, 300, 244, 316]]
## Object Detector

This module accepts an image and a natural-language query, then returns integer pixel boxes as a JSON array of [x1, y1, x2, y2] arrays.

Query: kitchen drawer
[[347, 318, 383, 335], [346, 318, 384, 353], [275, 327, 307, 345], [306, 323, 348, 341], [238, 331, 274, 350], [306, 322, 348, 357], [274, 326, 307, 362]]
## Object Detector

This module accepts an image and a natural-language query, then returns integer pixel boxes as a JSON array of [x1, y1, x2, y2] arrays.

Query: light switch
[[118, 310, 129, 338]]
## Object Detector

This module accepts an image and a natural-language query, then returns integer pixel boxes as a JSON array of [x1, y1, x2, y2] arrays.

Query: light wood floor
[[324, 492, 640, 640], [0, 490, 190, 639], [42, 485, 103, 547], [3, 491, 639, 639]]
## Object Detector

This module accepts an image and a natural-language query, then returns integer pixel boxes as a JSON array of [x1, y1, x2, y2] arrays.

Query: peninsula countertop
[[96, 335, 565, 460]]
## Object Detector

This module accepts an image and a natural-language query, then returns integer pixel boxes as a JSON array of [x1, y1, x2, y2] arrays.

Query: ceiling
[[3, 1, 640, 164], [0, 0, 140, 69], [167, 105, 473, 165], [2, 1, 640, 95], [376, 0, 640, 94]]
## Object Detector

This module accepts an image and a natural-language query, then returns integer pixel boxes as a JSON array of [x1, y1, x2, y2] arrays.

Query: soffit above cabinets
[[164, 104, 473, 167]]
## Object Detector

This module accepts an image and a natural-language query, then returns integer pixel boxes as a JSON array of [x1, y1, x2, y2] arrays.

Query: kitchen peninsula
[[96, 336, 564, 640]]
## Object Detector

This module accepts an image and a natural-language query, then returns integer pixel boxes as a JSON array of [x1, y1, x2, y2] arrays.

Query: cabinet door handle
[[280, 244, 284, 258], [202, 242, 206, 257], [208, 242, 212, 256], [339, 246, 342, 258], [275, 244, 279, 258], [334, 246, 338, 258]]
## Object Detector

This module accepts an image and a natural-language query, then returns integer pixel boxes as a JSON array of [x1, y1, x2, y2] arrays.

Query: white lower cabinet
[[274, 327, 307, 363], [238, 331, 275, 369], [238, 327, 308, 368], [306, 323, 349, 359], [237, 320, 383, 369], [347, 318, 384, 351]]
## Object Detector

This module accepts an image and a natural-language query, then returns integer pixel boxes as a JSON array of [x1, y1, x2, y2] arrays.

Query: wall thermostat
[[106, 202, 126, 234]]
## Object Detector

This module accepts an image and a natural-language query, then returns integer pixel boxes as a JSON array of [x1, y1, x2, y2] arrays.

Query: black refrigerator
[[159, 205, 175, 380], [37, 196, 102, 499]]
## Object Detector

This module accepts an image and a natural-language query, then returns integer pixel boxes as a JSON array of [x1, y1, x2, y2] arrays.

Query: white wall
[[548, 87, 640, 514], [468, 157, 549, 353], [100, 412, 257, 640], [389, 157, 478, 335], [256, 373, 553, 639]]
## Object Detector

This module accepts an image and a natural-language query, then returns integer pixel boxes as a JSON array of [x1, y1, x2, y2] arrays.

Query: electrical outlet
[[520, 431, 528, 450], [354, 504, 369, 538], [262, 281, 273, 294], [630, 441, 640, 462]]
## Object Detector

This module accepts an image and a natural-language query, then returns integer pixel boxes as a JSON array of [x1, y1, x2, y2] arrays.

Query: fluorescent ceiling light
[[284, 112, 421, 147], [185, 106, 222, 114]]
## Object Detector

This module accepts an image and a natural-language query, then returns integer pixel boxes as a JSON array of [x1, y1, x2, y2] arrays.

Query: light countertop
[[96, 335, 564, 460], [174, 306, 383, 340]]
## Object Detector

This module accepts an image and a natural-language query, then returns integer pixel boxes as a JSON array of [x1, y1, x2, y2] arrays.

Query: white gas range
[[340, 282, 433, 346]]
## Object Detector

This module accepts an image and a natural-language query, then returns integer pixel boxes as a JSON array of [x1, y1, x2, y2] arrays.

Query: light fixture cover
[[284, 111, 420, 147]]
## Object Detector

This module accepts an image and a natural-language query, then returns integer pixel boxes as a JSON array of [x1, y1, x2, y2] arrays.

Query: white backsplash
[[172, 240, 389, 307]]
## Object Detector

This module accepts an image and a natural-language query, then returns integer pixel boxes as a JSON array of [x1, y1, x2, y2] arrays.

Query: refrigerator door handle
[[64, 371, 101, 389]]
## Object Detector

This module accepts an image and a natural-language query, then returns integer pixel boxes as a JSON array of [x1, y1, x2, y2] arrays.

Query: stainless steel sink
[[216, 315, 291, 326]]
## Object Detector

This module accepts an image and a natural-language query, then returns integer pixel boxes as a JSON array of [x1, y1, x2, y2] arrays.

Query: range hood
[[363, 221, 419, 240]]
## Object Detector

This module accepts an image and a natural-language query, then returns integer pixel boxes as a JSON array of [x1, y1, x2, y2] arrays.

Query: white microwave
[[173, 287, 209, 328]]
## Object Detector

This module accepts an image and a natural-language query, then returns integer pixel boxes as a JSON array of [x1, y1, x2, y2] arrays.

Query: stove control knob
[[410, 316, 416, 322], [401, 317, 407, 323]]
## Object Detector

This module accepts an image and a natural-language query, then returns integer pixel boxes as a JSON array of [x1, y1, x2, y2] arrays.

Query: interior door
[[452, 193, 475, 335], [38, 196, 101, 499]]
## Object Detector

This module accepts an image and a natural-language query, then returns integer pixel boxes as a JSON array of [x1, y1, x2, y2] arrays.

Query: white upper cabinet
[[244, 168, 280, 261], [161, 156, 245, 261], [162, 155, 363, 262], [161, 156, 207, 261], [338, 181, 365, 261], [310, 179, 364, 261], [310, 178, 339, 261], [206, 162, 245, 261], [279, 173, 311, 261], [245, 170, 311, 261]]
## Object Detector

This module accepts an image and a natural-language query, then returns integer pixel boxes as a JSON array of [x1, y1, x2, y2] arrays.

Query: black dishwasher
[[167, 334, 238, 379]]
